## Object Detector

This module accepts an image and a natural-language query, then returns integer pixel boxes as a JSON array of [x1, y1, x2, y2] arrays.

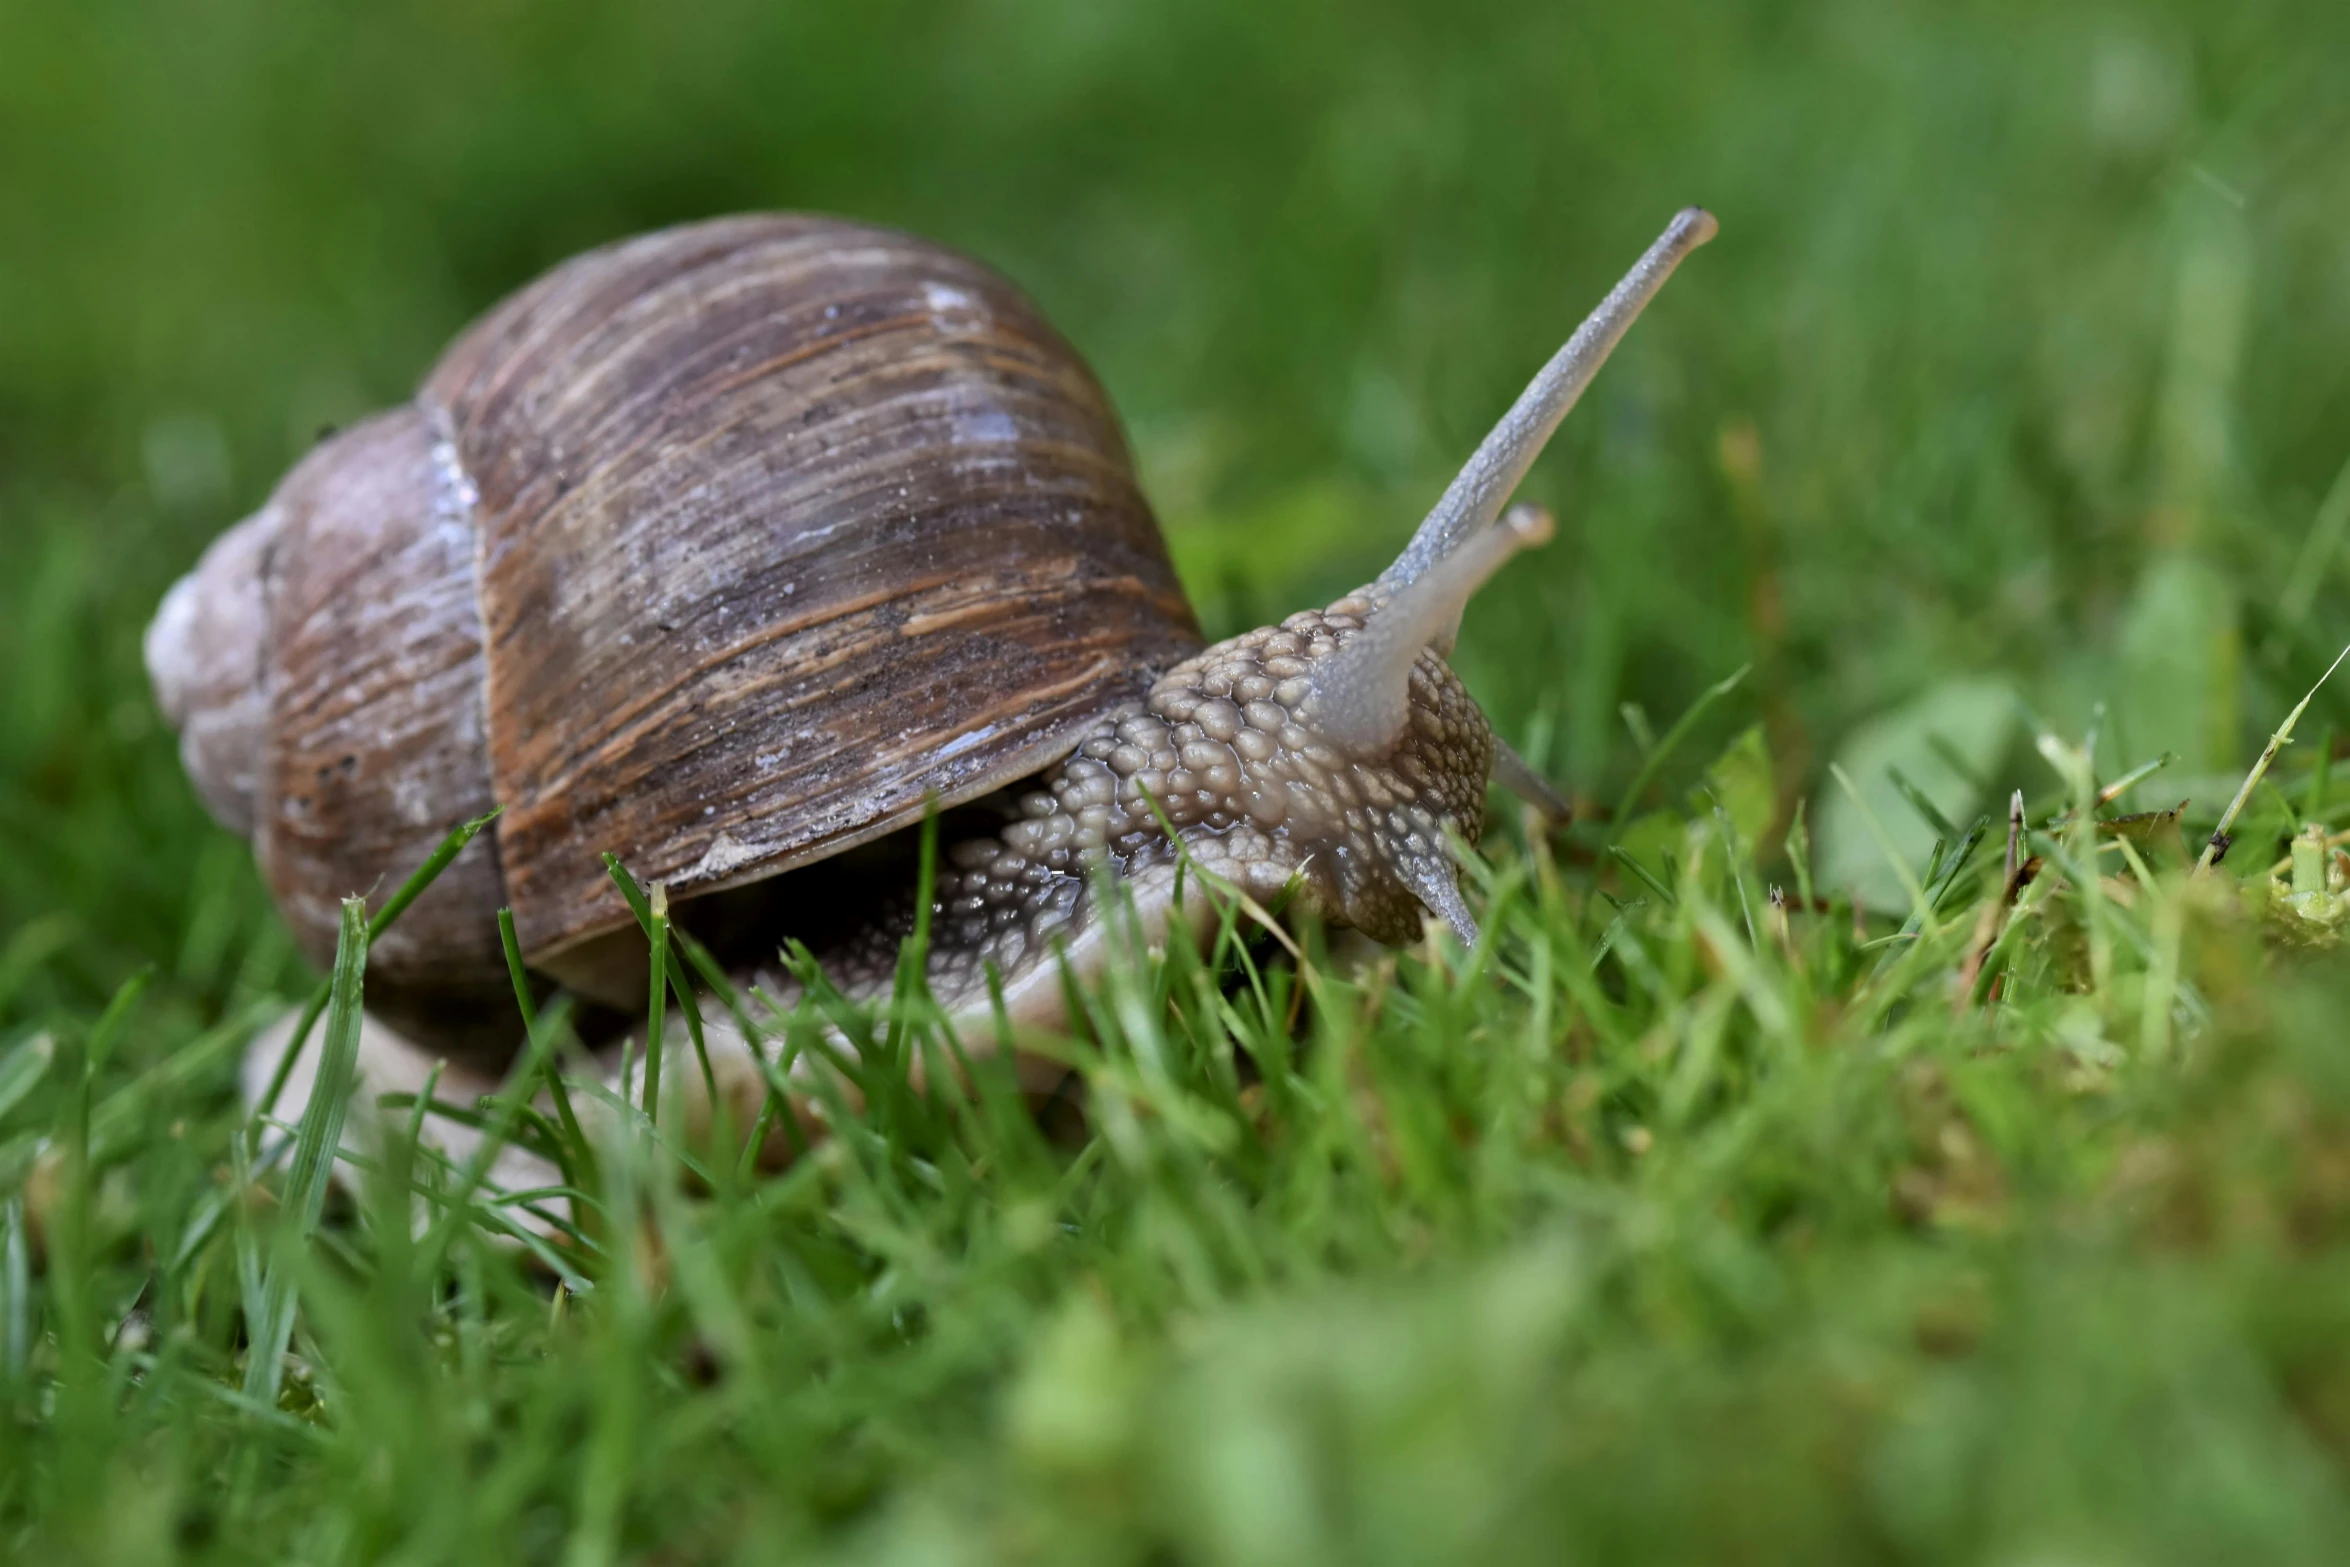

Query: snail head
[[1134, 208, 1719, 946]]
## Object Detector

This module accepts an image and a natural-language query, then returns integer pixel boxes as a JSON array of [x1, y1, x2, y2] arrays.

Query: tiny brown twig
[[1955, 790, 2032, 1012]]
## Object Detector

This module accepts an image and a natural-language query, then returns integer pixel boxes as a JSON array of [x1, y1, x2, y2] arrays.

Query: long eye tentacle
[[1381, 206, 1717, 593]]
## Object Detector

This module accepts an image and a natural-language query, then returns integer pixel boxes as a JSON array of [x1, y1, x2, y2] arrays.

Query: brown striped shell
[[147, 215, 1203, 1024]]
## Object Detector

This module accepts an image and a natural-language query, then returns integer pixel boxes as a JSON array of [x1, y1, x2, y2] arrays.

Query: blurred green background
[[13, 7, 2350, 1561], [4, 0, 2349, 985]]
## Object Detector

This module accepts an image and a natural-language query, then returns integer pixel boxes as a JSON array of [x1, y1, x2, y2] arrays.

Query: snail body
[[147, 208, 1715, 1135]]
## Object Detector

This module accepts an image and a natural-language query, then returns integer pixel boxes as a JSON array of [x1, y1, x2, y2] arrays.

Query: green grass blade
[[2197, 640, 2350, 872], [603, 856, 716, 1124], [1605, 844, 1676, 906], [82, 966, 150, 1076], [368, 809, 503, 938], [1884, 763, 1959, 838], [253, 811, 498, 1121], [1828, 761, 1934, 926], [644, 885, 668, 1124], [501, 907, 588, 1181], [413, 997, 579, 1281], [1, 1196, 27, 1380], [1710, 799, 1760, 951], [1609, 662, 1750, 829], [243, 896, 368, 1407]]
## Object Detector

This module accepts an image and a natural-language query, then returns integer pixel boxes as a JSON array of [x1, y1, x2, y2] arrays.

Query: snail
[[145, 206, 1715, 1161]]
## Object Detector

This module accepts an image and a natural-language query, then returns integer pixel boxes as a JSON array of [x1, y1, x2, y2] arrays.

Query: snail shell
[[150, 216, 1201, 1047]]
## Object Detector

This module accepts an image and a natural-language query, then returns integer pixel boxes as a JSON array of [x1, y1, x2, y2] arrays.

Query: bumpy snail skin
[[752, 587, 1501, 1026]]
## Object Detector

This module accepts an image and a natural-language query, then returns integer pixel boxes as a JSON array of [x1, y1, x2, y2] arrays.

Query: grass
[[15, 696, 2350, 1564], [10, 0, 2350, 1561]]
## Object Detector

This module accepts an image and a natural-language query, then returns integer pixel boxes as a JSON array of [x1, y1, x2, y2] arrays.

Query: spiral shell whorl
[[144, 503, 281, 838]]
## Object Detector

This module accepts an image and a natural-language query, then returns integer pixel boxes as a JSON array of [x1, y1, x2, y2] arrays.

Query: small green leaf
[[1704, 724, 1776, 847], [1818, 676, 2014, 912]]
